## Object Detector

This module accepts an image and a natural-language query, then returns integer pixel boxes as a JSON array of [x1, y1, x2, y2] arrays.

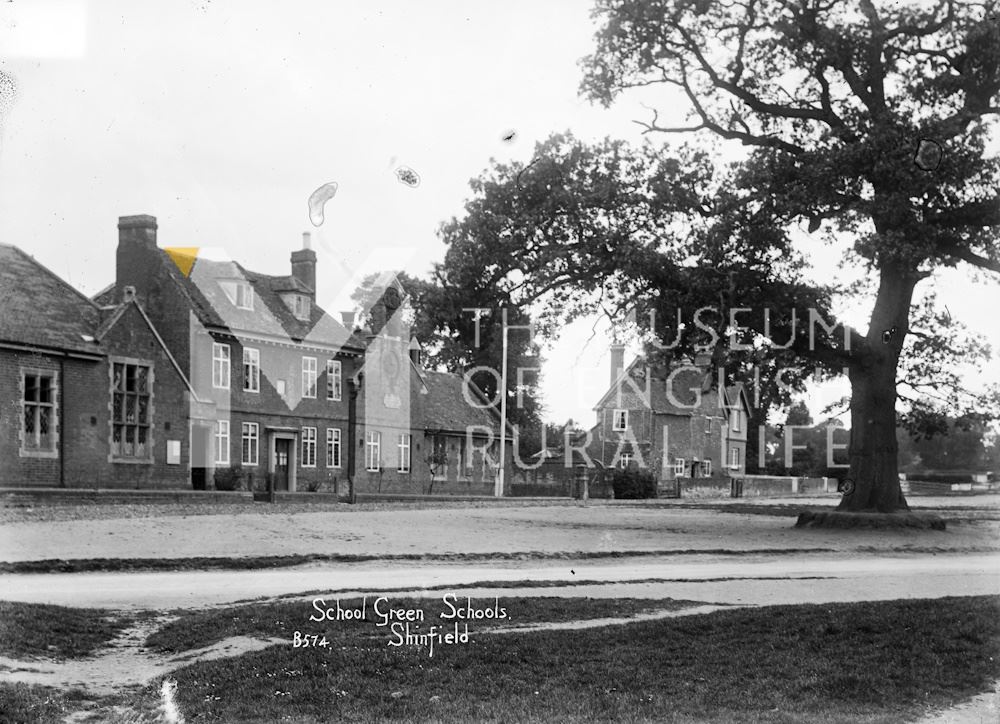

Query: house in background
[[0, 244, 193, 488], [586, 344, 752, 488]]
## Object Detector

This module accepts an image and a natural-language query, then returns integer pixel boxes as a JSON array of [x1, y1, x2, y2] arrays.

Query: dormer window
[[234, 282, 253, 310], [283, 293, 310, 321], [221, 281, 254, 310], [294, 295, 309, 320]]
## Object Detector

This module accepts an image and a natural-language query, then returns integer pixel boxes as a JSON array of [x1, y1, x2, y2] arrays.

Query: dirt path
[[2, 550, 996, 609], [0, 614, 284, 695], [916, 681, 999, 723], [2, 500, 997, 565]]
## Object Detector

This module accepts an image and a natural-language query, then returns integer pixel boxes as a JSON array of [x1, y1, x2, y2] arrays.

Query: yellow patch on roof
[[164, 247, 199, 277]]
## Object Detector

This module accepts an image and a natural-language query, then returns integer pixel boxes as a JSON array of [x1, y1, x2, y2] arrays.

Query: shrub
[[213, 465, 244, 491], [611, 467, 658, 499]]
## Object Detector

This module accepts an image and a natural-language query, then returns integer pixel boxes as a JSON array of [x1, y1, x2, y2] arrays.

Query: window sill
[[20, 449, 58, 459]]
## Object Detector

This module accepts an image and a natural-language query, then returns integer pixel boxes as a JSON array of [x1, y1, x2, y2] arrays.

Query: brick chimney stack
[[116, 214, 158, 305], [291, 232, 317, 300], [118, 215, 158, 246], [610, 343, 625, 387]]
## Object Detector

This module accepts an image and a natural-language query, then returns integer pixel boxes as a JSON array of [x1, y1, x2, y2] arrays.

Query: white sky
[[1, 0, 997, 427]]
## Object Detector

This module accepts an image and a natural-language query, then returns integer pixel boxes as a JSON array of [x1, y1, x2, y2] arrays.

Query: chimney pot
[[341, 311, 356, 329], [302, 231, 311, 250], [123, 285, 137, 302], [118, 214, 158, 246]]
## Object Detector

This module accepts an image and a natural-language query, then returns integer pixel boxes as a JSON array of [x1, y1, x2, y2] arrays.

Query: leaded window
[[112, 362, 152, 459]]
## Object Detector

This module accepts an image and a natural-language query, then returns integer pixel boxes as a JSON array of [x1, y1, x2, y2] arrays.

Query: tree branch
[[937, 242, 1000, 273]]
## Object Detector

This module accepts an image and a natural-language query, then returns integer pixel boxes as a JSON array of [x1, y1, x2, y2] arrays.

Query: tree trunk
[[837, 263, 919, 513]]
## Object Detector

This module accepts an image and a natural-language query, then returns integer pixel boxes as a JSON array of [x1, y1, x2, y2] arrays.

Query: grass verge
[[3, 596, 998, 722], [0, 683, 96, 724], [0, 601, 132, 659], [109, 596, 1000, 724], [130, 595, 1000, 723], [144, 596, 703, 654]]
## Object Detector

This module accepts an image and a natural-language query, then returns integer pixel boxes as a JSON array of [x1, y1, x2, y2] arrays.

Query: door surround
[[267, 427, 299, 493]]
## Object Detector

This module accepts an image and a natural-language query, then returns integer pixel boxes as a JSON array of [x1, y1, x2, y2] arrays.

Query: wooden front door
[[273, 438, 290, 491]]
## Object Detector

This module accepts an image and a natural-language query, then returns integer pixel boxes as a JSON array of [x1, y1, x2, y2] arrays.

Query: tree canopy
[[432, 0, 999, 513]]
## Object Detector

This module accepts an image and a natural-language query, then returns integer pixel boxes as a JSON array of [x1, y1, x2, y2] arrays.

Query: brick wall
[[98, 303, 192, 489], [0, 350, 104, 486]]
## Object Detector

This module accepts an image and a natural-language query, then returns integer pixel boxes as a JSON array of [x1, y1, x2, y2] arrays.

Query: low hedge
[[611, 467, 658, 499]]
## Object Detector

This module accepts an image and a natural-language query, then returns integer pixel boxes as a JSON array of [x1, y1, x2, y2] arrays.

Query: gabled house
[[586, 344, 751, 487], [0, 244, 193, 488], [3, 215, 517, 497], [96, 215, 364, 492]]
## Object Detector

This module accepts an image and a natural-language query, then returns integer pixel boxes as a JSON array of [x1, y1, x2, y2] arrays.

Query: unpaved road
[[2, 496, 998, 563], [1, 551, 996, 609]]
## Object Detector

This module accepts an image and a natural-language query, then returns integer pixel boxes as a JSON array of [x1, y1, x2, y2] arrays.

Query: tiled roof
[[91, 282, 115, 306], [595, 357, 719, 415], [0, 245, 103, 355], [163, 253, 363, 351], [417, 369, 503, 435]]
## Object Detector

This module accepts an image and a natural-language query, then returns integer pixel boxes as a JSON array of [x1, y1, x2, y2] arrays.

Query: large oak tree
[[436, 0, 999, 513]]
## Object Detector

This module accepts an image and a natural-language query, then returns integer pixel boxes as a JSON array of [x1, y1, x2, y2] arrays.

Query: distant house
[[586, 344, 751, 488], [0, 244, 193, 488]]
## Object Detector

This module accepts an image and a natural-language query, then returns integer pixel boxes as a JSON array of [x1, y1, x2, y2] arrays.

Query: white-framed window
[[110, 361, 152, 460], [301, 427, 317, 467], [733, 410, 741, 432], [618, 452, 632, 469], [214, 419, 230, 465], [612, 409, 628, 431], [398, 434, 411, 473], [222, 281, 254, 310], [366, 430, 381, 472], [704, 415, 712, 434], [701, 459, 712, 477], [327, 359, 342, 401], [242, 422, 259, 466], [243, 347, 260, 393], [212, 343, 230, 389], [729, 447, 740, 469], [289, 294, 310, 321], [327, 428, 342, 468], [460, 435, 473, 473], [21, 369, 58, 455], [302, 357, 317, 398], [235, 282, 253, 310], [674, 457, 686, 477]]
